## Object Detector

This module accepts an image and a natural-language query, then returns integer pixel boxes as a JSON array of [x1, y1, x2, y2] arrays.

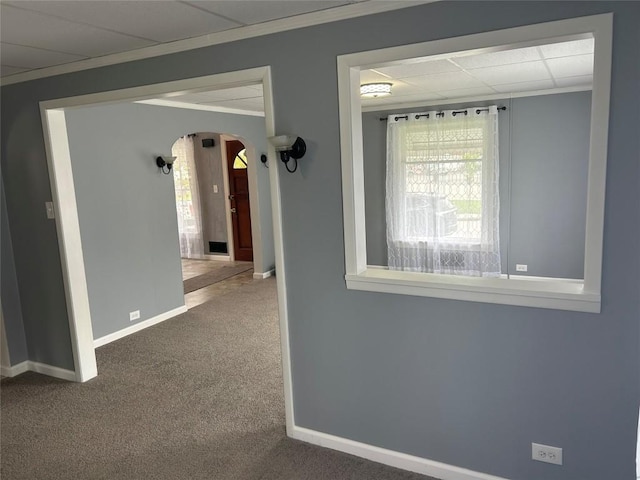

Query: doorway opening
[[171, 132, 256, 308], [40, 68, 294, 432]]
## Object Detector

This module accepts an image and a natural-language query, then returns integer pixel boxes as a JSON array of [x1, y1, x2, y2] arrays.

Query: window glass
[[233, 148, 248, 169]]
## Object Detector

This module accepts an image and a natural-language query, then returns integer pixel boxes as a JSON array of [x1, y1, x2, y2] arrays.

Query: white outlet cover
[[45, 201, 55, 219], [516, 264, 528, 272], [129, 310, 141, 321], [532, 442, 563, 465]]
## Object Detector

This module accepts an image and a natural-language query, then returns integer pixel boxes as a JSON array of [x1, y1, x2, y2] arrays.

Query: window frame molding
[[337, 13, 613, 313]]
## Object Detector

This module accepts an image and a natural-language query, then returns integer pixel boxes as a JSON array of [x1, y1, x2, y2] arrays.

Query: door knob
[[228, 194, 234, 200], [230, 207, 237, 213]]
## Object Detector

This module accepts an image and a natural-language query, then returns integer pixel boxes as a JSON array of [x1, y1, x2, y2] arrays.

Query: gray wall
[[364, 91, 591, 279], [190, 133, 228, 249], [509, 92, 590, 278], [0, 179, 29, 365], [65, 103, 269, 340], [1, 3, 638, 480]]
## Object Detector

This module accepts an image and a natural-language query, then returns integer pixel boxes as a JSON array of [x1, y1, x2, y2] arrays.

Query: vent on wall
[[209, 241, 228, 254]]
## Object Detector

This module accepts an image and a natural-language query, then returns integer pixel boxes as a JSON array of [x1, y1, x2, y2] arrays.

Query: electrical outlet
[[516, 264, 528, 272], [532, 443, 562, 465], [129, 310, 140, 321], [45, 201, 55, 219]]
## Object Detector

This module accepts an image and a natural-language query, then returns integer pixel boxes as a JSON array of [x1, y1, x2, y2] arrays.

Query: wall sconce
[[156, 156, 177, 174], [268, 135, 306, 173]]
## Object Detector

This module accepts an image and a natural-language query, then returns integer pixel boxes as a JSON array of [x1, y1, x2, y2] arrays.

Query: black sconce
[[268, 135, 306, 173], [156, 156, 177, 174]]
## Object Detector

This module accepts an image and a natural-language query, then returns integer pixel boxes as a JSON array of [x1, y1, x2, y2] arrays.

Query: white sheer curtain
[[386, 106, 501, 277], [172, 135, 204, 259]]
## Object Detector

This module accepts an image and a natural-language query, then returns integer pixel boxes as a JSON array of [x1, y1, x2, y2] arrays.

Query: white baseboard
[[183, 255, 231, 261], [253, 269, 275, 280], [206, 255, 231, 262], [93, 305, 188, 348], [1, 360, 75, 381], [290, 426, 510, 480], [1, 360, 29, 377], [29, 361, 77, 381]]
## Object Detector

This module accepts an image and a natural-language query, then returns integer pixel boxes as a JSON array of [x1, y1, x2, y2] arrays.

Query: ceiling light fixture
[[360, 82, 392, 98]]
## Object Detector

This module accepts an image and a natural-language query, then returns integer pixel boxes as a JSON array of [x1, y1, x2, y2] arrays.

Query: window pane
[[233, 149, 248, 169]]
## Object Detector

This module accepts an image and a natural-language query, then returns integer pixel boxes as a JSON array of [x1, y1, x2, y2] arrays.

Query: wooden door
[[226, 140, 253, 262]]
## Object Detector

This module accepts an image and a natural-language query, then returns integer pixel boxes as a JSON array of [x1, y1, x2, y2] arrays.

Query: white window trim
[[337, 13, 612, 313]]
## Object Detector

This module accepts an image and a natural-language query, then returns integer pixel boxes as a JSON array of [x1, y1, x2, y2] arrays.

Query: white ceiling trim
[[1, 0, 437, 87], [136, 99, 265, 117]]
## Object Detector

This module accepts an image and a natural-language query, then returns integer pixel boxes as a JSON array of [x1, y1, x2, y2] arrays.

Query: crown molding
[[1, 1, 436, 87], [135, 99, 265, 117]]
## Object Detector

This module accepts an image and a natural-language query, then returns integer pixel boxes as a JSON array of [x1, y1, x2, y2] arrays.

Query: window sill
[[391, 240, 487, 251], [345, 267, 600, 313]]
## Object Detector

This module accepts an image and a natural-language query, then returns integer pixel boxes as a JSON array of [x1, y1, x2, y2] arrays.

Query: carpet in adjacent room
[[0, 278, 434, 480]]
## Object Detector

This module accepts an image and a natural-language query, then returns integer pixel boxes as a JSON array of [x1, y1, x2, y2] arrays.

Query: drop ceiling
[[360, 38, 594, 109], [0, 2, 594, 115], [148, 38, 594, 116], [0, 0, 366, 77]]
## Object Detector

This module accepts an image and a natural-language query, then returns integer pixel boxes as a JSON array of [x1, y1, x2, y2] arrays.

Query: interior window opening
[[361, 36, 595, 283], [338, 14, 612, 312]]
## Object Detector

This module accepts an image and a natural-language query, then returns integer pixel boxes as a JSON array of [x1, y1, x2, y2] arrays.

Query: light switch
[[213, 185, 219, 193], [45, 202, 55, 219]]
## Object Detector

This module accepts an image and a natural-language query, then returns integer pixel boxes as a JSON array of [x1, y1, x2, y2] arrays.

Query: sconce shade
[[268, 135, 306, 173], [360, 82, 392, 98]]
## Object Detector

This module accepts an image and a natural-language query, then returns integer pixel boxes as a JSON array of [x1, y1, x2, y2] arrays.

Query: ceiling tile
[[376, 59, 461, 78], [5, 1, 240, 43], [164, 85, 263, 104], [0, 4, 156, 56], [1, 64, 30, 76], [403, 71, 487, 91], [1, 42, 86, 68], [185, 1, 351, 25], [388, 80, 429, 96], [467, 61, 550, 85], [539, 38, 594, 59], [452, 46, 541, 69], [491, 79, 555, 93], [553, 75, 593, 88], [361, 91, 444, 107], [195, 86, 263, 101], [438, 86, 497, 99], [208, 97, 265, 112], [162, 92, 214, 104], [360, 69, 392, 84], [546, 54, 594, 79]]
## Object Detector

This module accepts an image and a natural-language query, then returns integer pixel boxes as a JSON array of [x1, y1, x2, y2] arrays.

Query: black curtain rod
[[380, 105, 507, 121]]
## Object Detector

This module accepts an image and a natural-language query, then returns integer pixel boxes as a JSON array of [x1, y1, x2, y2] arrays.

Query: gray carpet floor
[[1, 278, 434, 480], [183, 263, 253, 293]]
